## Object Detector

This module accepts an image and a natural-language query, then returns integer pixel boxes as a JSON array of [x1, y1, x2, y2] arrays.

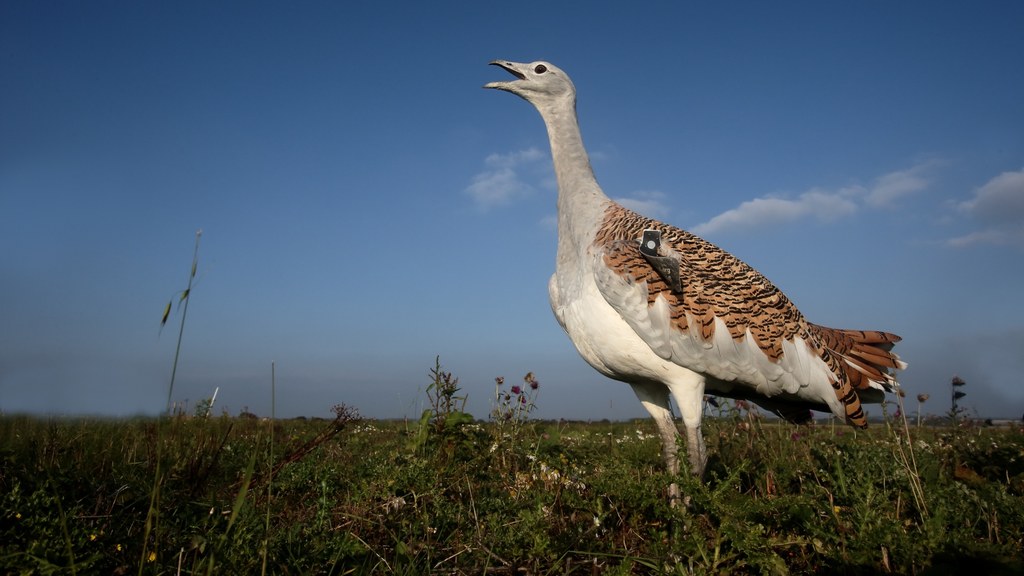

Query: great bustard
[[485, 60, 905, 500]]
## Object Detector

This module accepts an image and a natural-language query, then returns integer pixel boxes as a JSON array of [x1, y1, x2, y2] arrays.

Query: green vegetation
[[6, 235, 1018, 573], [2, 388, 1022, 574]]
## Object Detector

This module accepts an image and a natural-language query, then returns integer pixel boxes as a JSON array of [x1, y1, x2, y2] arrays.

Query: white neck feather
[[535, 96, 610, 266]]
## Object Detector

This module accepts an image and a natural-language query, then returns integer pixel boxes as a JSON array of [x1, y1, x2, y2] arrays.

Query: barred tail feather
[[810, 323, 906, 396]]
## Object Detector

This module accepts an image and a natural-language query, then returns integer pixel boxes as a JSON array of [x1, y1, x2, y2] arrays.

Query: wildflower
[[115, 544, 122, 552], [384, 496, 406, 513], [148, 551, 157, 562], [14, 512, 21, 520], [89, 534, 97, 542], [735, 399, 750, 411], [524, 371, 540, 390], [791, 432, 802, 441], [833, 505, 842, 514], [511, 385, 522, 395], [495, 376, 504, 386]]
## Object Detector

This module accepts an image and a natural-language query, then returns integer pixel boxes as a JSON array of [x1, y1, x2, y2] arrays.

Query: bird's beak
[[484, 60, 527, 91]]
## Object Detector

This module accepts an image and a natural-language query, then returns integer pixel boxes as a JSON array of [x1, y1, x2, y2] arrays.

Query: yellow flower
[[89, 534, 97, 542], [148, 551, 157, 562], [115, 544, 122, 552], [14, 513, 21, 520], [833, 505, 842, 514]]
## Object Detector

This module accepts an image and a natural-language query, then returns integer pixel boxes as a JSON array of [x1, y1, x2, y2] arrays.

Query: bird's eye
[[534, 64, 547, 74]]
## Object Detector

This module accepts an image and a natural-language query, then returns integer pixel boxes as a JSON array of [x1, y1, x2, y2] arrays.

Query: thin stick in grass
[[162, 229, 202, 413], [205, 443, 259, 576], [885, 391, 929, 521], [142, 230, 201, 572], [261, 362, 275, 576], [48, 470, 78, 576]]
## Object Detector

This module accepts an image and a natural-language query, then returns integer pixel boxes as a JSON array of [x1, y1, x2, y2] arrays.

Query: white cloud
[[866, 163, 932, 207], [484, 147, 545, 169], [947, 228, 1024, 248], [614, 190, 671, 219], [949, 167, 1024, 248], [691, 187, 860, 236], [957, 168, 1024, 224], [465, 167, 532, 209], [691, 162, 934, 236], [464, 148, 547, 210]]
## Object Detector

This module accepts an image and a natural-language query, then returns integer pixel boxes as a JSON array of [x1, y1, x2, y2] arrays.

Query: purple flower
[[511, 385, 522, 395], [520, 395, 527, 404], [529, 379, 539, 390], [791, 432, 802, 441], [495, 376, 504, 386]]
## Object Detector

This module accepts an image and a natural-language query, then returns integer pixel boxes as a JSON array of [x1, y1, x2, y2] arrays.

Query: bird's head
[[484, 60, 576, 106]]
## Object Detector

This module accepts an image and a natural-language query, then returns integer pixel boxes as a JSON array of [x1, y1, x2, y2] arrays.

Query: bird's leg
[[683, 422, 708, 479], [629, 381, 683, 505], [652, 410, 683, 504], [667, 373, 708, 479]]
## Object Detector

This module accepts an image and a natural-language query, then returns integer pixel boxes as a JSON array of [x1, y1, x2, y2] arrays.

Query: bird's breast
[[550, 270, 683, 383]]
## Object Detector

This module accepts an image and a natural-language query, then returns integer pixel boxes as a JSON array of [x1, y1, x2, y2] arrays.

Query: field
[[2, 393, 1023, 574]]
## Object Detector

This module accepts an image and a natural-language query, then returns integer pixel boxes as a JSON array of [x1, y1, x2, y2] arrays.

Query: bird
[[484, 60, 906, 501]]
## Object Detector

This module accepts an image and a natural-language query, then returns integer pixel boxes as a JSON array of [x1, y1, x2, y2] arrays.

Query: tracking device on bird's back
[[640, 229, 661, 257], [639, 229, 684, 295]]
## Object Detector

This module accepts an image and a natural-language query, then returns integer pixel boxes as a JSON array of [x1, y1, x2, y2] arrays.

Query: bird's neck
[[539, 99, 609, 246], [541, 99, 604, 204]]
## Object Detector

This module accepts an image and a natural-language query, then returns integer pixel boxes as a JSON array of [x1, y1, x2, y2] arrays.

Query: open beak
[[484, 60, 526, 91]]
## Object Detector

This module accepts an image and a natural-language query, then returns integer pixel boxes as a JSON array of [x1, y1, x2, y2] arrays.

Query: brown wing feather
[[596, 205, 807, 355], [595, 204, 879, 427]]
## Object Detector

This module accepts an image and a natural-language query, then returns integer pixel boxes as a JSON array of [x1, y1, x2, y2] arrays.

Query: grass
[[7, 236, 1018, 573], [1, 404, 1022, 574]]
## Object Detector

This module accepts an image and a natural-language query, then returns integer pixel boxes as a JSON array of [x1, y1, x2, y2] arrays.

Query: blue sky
[[2, 2, 1023, 421]]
